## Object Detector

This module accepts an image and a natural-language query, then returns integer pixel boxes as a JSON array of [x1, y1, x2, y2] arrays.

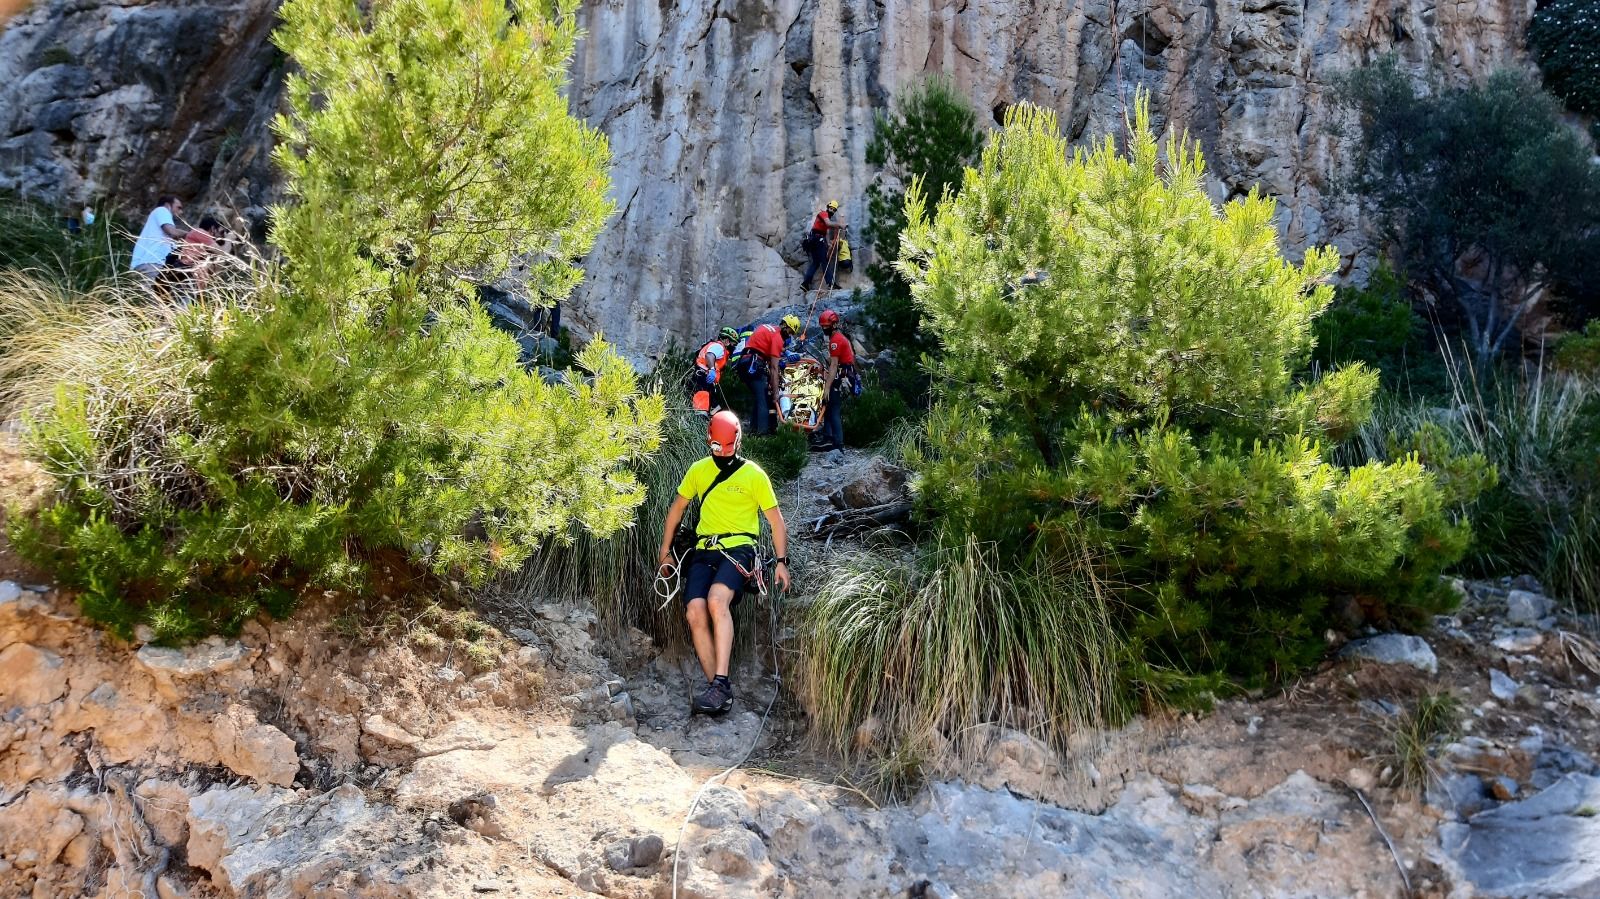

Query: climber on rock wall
[[800, 201, 844, 292]]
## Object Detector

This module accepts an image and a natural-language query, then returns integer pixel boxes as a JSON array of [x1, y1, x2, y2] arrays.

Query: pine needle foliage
[[862, 77, 985, 359], [8, 0, 662, 642], [895, 97, 1487, 703], [1530, 0, 1600, 121]]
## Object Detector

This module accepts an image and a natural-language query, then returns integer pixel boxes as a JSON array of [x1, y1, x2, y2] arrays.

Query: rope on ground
[[1338, 779, 1413, 895], [669, 568, 784, 899]]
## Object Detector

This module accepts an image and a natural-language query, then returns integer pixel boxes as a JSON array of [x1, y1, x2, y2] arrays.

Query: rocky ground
[[2, 447, 1599, 898]]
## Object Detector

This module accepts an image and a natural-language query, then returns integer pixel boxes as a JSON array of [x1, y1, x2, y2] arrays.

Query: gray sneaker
[[692, 680, 733, 715]]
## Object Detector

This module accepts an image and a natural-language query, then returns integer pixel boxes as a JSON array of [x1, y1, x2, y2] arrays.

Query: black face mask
[[713, 453, 741, 472]]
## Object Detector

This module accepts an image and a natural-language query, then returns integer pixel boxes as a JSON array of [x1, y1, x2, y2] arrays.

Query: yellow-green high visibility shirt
[[676, 457, 778, 549]]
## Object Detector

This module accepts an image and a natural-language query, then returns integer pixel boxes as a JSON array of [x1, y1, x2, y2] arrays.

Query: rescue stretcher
[[778, 355, 827, 432]]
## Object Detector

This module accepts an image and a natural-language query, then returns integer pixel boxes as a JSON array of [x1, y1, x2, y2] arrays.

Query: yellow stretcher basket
[[779, 356, 827, 432]]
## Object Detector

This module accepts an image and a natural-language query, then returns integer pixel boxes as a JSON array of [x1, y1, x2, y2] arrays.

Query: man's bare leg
[[684, 597, 716, 682]]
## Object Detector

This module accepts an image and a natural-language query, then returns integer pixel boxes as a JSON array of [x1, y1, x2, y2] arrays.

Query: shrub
[[840, 372, 913, 448], [504, 409, 705, 636], [1338, 59, 1600, 358], [7, 0, 663, 641], [1553, 321, 1600, 379], [37, 45, 74, 67], [896, 97, 1486, 703], [862, 77, 985, 359], [800, 536, 1127, 769], [1530, 0, 1600, 123], [1311, 266, 1450, 398]]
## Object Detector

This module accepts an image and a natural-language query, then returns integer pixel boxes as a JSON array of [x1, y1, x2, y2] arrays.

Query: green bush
[[506, 409, 706, 636], [1357, 364, 1600, 615], [895, 97, 1486, 703], [840, 370, 913, 448], [1530, 0, 1600, 123], [1553, 321, 1600, 379], [862, 77, 985, 358], [7, 0, 663, 642], [1312, 266, 1450, 398]]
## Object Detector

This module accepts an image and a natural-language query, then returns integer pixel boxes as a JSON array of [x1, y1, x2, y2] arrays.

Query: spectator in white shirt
[[129, 195, 189, 281]]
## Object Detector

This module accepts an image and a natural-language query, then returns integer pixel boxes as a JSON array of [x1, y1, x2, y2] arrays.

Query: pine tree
[[862, 77, 985, 358], [899, 98, 1489, 698], [15, 0, 664, 642]]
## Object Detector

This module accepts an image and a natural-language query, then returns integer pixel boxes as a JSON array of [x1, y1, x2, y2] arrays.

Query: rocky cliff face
[[0, 0, 284, 237], [569, 0, 1533, 356], [0, 0, 1532, 357]]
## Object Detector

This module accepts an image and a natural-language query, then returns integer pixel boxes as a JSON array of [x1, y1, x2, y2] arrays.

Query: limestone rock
[[690, 785, 752, 831], [187, 783, 375, 894], [1490, 669, 1521, 703], [831, 457, 910, 509], [136, 640, 255, 696], [361, 713, 420, 748], [1492, 628, 1545, 653], [1338, 633, 1438, 674], [0, 1, 1535, 360], [605, 832, 669, 872], [1438, 773, 1600, 898], [134, 779, 194, 848], [0, 790, 83, 869], [0, 643, 67, 708], [1506, 589, 1556, 625], [212, 704, 299, 787], [0, 0, 286, 217]]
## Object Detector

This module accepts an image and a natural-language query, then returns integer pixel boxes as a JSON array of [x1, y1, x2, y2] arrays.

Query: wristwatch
[[774, 556, 789, 565]]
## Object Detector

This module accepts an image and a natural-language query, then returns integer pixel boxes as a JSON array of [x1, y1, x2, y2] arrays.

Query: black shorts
[[681, 546, 755, 607]]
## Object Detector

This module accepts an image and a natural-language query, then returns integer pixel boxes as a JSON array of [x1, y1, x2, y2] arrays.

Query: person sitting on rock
[[129, 195, 190, 282], [657, 411, 790, 715]]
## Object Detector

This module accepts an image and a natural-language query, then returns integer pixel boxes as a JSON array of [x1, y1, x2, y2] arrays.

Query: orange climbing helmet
[[708, 410, 742, 457], [819, 309, 840, 329]]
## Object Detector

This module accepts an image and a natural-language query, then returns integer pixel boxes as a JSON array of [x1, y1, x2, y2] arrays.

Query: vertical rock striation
[[568, 0, 1532, 358], [0, 0, 1532, 357]]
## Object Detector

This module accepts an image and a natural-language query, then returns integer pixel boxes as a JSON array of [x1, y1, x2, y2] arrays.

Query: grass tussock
[[1353, 352, 1600, 617], [1378, 691, 1462, 794], [799, 535, 1129, 778], [0, 195, 125, 291]]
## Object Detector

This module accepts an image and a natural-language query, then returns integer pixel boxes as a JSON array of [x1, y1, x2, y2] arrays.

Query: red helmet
[[819, 309, 840, 329], [708, 410, 742, 457]]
